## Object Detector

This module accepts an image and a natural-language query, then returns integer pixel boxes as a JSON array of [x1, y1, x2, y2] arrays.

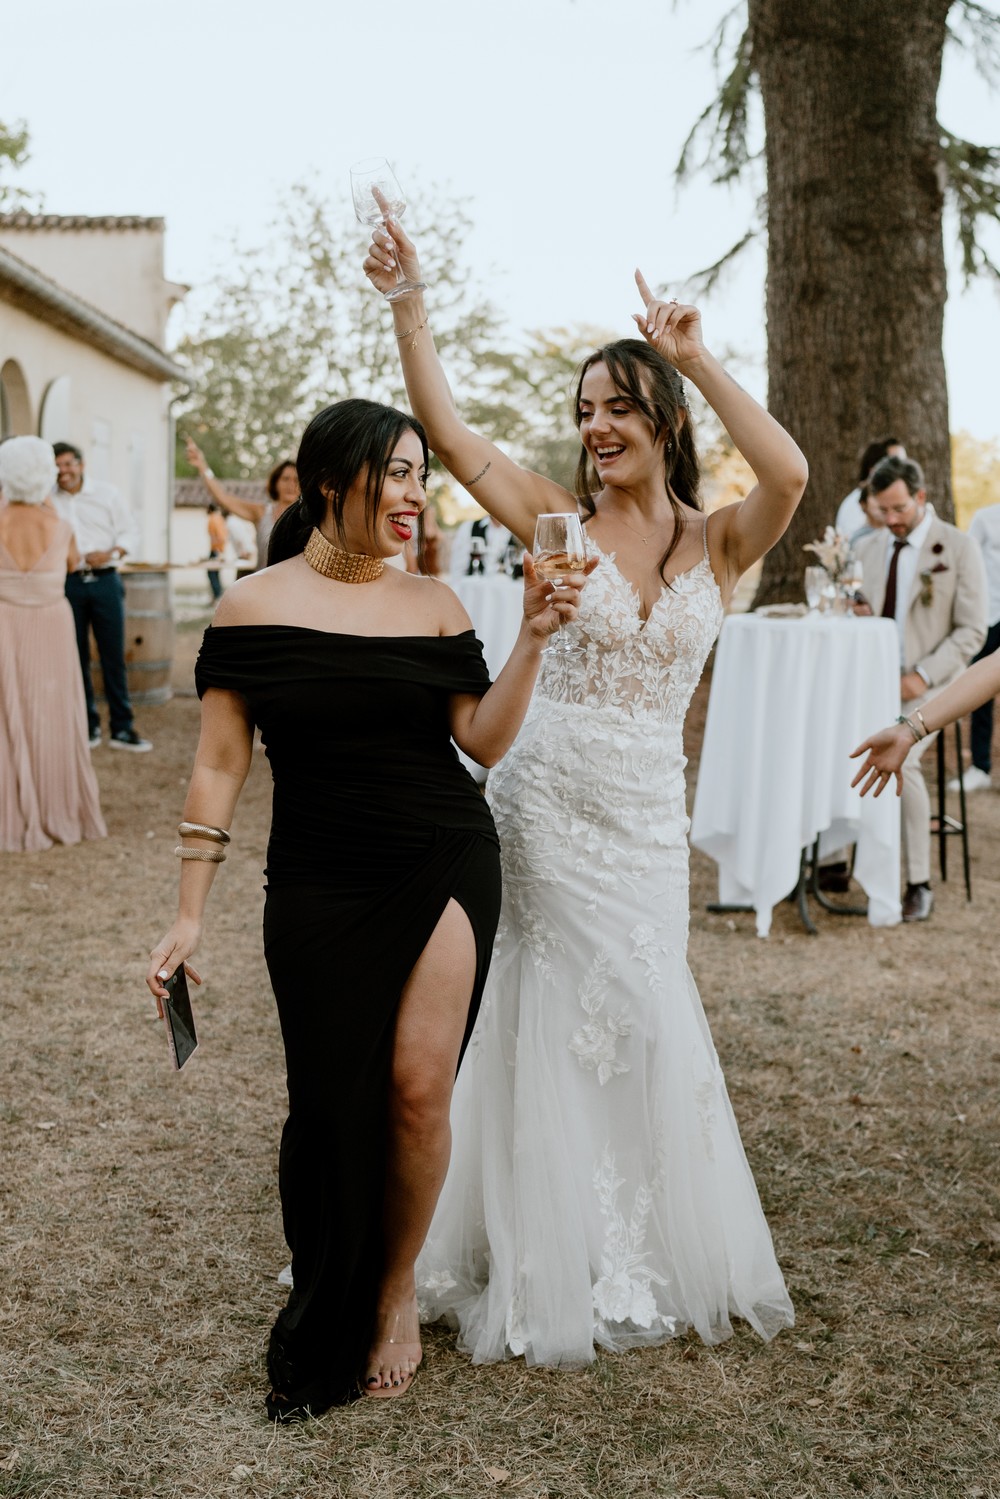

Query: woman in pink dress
[[0, 436, 106, 852]]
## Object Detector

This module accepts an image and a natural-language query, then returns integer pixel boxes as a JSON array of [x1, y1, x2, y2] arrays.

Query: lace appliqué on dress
[[592, 1146, 676, 1334], [568, 948, 633, 1085], [536, 542, 724, 729]]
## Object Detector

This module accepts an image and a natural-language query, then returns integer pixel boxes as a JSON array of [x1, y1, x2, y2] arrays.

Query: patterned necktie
[[881, 538, 908, 619]]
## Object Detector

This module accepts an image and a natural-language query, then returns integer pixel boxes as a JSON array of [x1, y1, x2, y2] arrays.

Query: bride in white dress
[[364, 224, 808, 1366]]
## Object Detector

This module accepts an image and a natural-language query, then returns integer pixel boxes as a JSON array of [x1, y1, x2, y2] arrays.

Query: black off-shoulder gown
[[195, 625, 501, 1410]]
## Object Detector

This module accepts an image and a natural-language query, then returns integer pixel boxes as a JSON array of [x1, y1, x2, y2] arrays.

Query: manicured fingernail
[[647, 322, 654, 333], [157, 969, 168, 980]]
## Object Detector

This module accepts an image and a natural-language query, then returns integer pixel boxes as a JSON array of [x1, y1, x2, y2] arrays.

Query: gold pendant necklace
[[303, 527, 385, 583], [615, 513, 671, 547]]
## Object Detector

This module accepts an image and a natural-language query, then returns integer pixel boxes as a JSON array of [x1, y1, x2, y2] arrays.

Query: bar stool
[[935, 720, 972, 900]]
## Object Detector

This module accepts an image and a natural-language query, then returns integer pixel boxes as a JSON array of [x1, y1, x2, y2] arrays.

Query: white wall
[[0, 301, 173, 561], [0, 224, 183, 346]]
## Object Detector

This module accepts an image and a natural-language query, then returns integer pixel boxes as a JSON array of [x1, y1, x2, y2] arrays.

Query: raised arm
[[364, 212, 573, 548], [633, 273, 808, 587], [185, 438, 265, 526]]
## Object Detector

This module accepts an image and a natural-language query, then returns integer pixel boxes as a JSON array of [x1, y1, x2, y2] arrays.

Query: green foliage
[[174, 183, 616, 487], [946, 0, 1000, 86], [0, 118, 42, 211], [676, 1, 1000, 293], [177, 182, 532, 477], [940, 128, 1000, 282], [676, 8, 756, 187]]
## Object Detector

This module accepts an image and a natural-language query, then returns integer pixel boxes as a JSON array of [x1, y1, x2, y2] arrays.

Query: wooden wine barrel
[[90, 568, 174, 707]]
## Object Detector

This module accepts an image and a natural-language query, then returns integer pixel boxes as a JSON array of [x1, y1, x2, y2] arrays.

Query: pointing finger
[[634, 268, 655, 307]]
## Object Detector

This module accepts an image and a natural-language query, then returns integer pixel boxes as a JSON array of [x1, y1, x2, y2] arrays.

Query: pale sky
[[5, 0, 999, 442]]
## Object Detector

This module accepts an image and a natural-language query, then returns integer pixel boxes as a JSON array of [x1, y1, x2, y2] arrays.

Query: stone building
[[0, 214, 187, 561]]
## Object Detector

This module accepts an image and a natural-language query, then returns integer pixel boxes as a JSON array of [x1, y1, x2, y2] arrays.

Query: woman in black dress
[[146, 399, 589, 1420]]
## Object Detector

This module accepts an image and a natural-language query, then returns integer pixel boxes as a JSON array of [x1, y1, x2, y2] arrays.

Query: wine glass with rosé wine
[[350, 157, 426, 302], [532, 513, 588, 655]]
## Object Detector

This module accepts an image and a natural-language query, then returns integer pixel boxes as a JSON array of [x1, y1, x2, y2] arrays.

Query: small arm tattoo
[[464, 461, 492, 487]]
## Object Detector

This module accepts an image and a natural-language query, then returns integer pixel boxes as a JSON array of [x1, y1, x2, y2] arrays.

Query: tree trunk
[[749, 0, 954, 605]]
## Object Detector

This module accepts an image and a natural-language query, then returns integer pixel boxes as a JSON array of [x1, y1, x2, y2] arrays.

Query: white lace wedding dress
[[418, 522, 794, 1365]]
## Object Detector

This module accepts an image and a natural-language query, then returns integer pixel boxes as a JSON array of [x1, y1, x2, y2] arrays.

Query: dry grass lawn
[[2, 614, 999, 1499]]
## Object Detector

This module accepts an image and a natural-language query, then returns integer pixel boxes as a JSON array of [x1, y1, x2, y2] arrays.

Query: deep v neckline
[[587, 535, 715, 628]]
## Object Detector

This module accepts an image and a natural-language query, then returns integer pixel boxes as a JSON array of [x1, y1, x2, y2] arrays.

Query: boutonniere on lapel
[[919, 544, 949, 606]]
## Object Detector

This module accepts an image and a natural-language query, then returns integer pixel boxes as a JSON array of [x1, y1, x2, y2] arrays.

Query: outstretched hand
[[849, 723, 913, 799], [363, 188, 424, 296], [632, 271, 705, 369], [185, 436, 208, 473]]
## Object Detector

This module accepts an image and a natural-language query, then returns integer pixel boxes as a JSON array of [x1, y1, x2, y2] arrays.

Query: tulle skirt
[[417, 696, 793, 1365]]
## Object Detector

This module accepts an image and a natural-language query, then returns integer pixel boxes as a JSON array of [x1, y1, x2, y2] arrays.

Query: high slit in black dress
[[195, 625, 501, 1411]]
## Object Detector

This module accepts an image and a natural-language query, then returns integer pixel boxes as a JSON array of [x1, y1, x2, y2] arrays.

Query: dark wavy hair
[[868, 454, 925, 498], [856, 436, 903, 485], [267, 399, 428, 566], [573, 339, 701, 583], [266, 459, 298, 501]]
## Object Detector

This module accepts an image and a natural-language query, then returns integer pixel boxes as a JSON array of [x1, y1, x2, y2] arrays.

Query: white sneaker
[[947, 766, 991, 792]]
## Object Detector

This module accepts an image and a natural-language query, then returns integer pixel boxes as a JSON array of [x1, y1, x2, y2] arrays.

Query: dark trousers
[[970, 619, 1000, 772], [65, 570, 134, 737], [207, 552, 223, 601]]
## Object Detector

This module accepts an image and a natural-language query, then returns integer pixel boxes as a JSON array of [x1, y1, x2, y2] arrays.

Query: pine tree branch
[[681, 228, 761, 297], [946, 0, 1000, 87], [675, 12, 756, 187], [939, 126, 1000, 282]]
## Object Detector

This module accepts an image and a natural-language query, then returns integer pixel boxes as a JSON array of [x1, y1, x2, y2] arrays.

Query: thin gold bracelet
[[394, 318, 427, 351], [174, 846, 227, 863]]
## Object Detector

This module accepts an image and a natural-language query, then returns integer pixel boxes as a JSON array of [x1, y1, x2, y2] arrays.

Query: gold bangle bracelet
[[177, 821, 231, 845], [175, 846, 227, 863]]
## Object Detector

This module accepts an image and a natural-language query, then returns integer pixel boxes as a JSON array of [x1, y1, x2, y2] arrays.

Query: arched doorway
[[0, 358, 32, 437]]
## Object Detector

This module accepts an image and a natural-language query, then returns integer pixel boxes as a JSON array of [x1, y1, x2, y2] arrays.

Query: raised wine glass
[[350, 156, 426, 302], [532, 513, 587, 655]]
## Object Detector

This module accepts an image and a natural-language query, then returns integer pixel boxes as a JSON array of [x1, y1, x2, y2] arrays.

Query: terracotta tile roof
[[174, 478, 268, 509], [0, 213, 165, 231]]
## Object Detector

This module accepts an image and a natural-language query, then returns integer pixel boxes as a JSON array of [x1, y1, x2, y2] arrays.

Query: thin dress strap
[[701, 513, 710, 561]]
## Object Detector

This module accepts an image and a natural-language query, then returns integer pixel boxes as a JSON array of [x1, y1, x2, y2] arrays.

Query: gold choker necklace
[[303, 527, 385, 583]]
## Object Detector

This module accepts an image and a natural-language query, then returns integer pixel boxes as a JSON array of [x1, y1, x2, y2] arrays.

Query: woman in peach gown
[[0, 436, 106, 852]]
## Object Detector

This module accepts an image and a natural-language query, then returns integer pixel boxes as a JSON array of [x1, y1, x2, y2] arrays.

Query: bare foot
[[364, 1294, 422, 1398]]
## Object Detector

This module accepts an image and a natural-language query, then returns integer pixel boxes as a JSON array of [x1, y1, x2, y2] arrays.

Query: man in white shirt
[[855, 457, 987, 921], [52, 442, 152, 752], [949, 501, 1000, 792]]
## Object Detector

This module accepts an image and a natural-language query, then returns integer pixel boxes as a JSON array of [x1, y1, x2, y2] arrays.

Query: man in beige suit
[[856, 457, 987, 921]]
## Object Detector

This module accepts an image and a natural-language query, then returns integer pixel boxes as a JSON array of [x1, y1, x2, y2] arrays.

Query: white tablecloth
[[450, 574, 524, 778], [690, 614, 902, 936], [450, 574, 524, 678]]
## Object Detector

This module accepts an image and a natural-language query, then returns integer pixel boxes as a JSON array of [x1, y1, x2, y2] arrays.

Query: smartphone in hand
[[162, 966, 199, 1070]]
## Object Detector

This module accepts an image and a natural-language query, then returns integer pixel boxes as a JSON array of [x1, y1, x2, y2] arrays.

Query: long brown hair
[[573, 339, 701, 583]]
